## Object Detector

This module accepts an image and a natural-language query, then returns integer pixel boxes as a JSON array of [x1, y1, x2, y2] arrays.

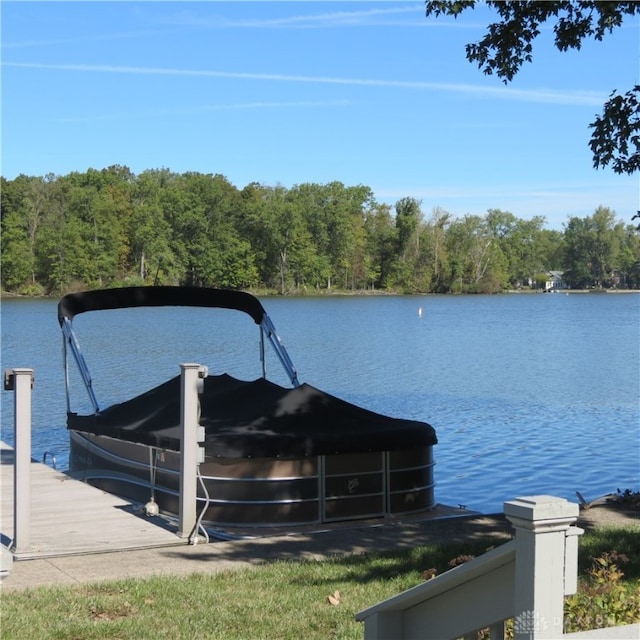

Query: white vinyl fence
[[356, 495, 640, 640]]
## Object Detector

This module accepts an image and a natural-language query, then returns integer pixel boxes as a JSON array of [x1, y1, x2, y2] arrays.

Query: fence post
[[504, 495, 579, 640], [4, 368, 35, 555], [177, 363, 206, 540]]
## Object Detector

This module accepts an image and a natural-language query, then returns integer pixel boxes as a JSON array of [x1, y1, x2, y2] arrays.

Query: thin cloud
[[2, 6, 474, 49], [1, 30, 171, 50], [57, 100, 352, 123], [4, 62, 606, 106], [163, 5, 424, 29]]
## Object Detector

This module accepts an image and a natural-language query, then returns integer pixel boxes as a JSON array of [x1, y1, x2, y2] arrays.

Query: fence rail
[[357, 495, 606, 640]]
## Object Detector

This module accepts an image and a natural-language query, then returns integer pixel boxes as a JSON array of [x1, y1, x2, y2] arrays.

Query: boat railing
[[61, 317, 99, 414], [260, 314, 299, 387], [42, 451, 57, 469]]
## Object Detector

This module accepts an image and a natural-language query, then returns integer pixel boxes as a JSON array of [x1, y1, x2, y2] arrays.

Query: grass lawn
[[1, 527, 638, 639]]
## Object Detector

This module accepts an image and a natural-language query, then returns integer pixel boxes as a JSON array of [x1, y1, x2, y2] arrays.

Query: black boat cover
[[58, 286, 266, 325], [67, 374, 437, 458]]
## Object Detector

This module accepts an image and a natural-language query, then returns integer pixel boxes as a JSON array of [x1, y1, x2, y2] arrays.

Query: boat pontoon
[[59, 287, 437, 530]]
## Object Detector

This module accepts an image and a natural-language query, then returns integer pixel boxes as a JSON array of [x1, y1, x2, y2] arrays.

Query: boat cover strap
[[67, 374, 437, 458], [58, 286, 266, 325]]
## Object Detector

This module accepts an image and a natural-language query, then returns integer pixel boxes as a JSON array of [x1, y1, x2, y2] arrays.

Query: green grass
[[1, 530, 638, 640], [578, 526, 640, 580]]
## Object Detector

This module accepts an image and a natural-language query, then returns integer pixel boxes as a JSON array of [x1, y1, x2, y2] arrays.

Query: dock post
[[177, 364, 206, 540], [4, 368, 34, 554]]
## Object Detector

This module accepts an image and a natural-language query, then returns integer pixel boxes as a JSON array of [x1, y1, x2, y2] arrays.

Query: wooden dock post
[[177, 364, 207, 540], [4, 368, 34, 555]]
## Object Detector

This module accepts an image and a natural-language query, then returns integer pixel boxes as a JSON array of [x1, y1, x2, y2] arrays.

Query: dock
[[1, 443, 186, 560]]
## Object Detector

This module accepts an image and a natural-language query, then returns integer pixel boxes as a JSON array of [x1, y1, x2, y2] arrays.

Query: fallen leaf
[[421, 568, 437, 581]]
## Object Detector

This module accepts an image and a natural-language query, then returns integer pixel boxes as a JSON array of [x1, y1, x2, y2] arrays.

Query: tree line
[[1, 166, 639, 295]]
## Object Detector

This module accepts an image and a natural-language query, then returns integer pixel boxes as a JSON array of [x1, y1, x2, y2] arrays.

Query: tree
[[1, 176, 33, 290], [130, 170, 176, 284], [423, 207, 451, 293], [395, 197, 422, 257], [363, 202, 396, 289], [563, 206, 624, 288], [424, 1, 640, 175], [618, 224, 640, 288], [485, 210, 548, 288], [590, 86, 640, 175], [244, 185, 309, 294], [445, 214, 509, 293], [167, 172, 256, 289], [36, 176, 91, 292], [392, 197, 425, 291], [1, 208, 33, 291], [329, 183, 374, 290], [286, 183, 332, 289]]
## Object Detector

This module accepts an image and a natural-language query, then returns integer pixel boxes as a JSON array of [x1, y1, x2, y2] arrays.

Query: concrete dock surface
[[4, 500, 639, 592], [2, 511, 514, 591]]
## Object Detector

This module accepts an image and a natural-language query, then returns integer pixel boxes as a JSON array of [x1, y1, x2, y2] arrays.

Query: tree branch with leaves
[[424, 1, 640, 175]]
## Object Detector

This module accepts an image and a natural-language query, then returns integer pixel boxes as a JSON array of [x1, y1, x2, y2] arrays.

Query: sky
[[2, 1, 639, 230]]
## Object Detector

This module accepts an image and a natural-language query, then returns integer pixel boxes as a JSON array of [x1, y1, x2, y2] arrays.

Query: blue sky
[[2, 1, 638, 229]]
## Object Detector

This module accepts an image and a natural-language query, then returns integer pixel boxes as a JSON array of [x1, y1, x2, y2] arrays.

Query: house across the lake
[[543, 270, 567, 291]]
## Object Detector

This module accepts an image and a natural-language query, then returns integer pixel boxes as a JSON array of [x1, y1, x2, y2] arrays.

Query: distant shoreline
[[3, 287, 640, 302]]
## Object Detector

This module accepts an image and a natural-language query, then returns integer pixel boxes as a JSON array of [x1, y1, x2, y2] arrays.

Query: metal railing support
[[3, 368, 35, 554], [177, 363, 207, 540]]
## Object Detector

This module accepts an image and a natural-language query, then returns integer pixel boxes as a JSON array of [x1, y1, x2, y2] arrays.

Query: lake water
[[1, 292, 638, 514]]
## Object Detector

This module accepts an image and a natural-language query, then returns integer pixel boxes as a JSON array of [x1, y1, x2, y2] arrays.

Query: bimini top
[[58, 286, 266, 326], [68, 373, 437, 458], [58, 286, 302, 406]]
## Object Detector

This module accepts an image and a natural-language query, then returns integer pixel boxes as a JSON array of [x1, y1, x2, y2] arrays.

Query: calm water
[[1, 293, 638, 514]]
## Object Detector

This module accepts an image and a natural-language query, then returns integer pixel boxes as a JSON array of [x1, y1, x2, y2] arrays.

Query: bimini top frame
[[57, 286, 300, 415]]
